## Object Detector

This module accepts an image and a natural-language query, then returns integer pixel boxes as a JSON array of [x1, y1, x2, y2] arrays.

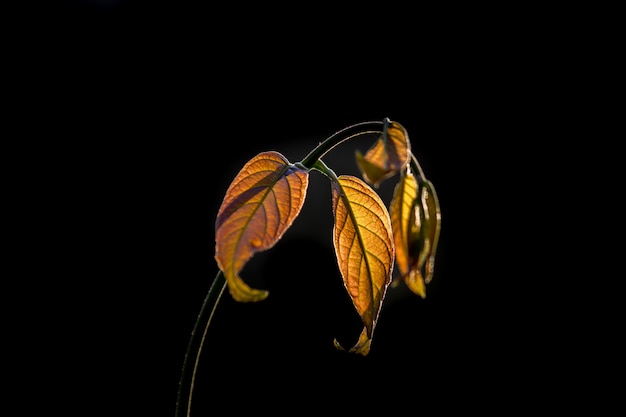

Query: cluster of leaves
[[214, 118, 441, 355]]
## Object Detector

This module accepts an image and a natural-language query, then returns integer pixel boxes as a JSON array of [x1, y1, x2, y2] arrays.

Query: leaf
[[215, 151, 309, 302], [390, 167, 423, 296], [389, 167, 441, 298], [355, 120, 410, 188], [417, 179, 441, 285], [331, 175, 395, 355]]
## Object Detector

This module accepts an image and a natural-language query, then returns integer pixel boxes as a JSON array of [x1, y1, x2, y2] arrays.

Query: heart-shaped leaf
[[215, 151, 309, 302], [331, 175, 395, 355], [355, 119, 410, 188]]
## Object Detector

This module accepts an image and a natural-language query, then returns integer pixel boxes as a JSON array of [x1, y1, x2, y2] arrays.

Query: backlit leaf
[[331, 175, 394, 355], [417, 179, 441, 285], [355, 119, 410, 188], [215, 151, 309, 302], [390, 167, 423, 296], [390, 167, 441, 298]]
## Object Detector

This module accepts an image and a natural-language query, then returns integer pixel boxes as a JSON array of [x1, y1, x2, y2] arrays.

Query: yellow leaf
[[215, 151, 309, 302], [331, 175, 394, 355], [389, 167, 441, 297], [355, 119, 410, 188], [390, 168, 421, 294], [390, 167, 418, 276]]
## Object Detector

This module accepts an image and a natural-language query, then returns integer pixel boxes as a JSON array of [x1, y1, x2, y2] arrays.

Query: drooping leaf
[[354, 152, 390, 189], [331, 175, 395, 355], [355, 119, 410, 188], [416, 179, 441, 285], [389, 167, 441, 298], [389, 166, 425, 297], [215, 151, 309, 302]]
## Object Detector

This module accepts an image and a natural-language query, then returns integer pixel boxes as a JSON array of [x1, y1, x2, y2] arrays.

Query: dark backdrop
[[23, 1, 584, 415]]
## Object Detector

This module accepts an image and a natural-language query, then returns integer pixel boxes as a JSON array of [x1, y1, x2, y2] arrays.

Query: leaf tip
[[405, 269, 427, 298], [333, 337, 371, 356], [333, 338, 346, 352], [223, 270, 270, 302], [349, 335, 372, 356], [231, 288, 270, 303]]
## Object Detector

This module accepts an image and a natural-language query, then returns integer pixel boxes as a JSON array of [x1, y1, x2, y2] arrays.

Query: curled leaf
[[331, 175, 395, 355], [390, 167, 441, 297], [390, 167, 423, 296], [417, 179, 441, 285], [355, 119, 410, 188], [215, 151, 309, 302]]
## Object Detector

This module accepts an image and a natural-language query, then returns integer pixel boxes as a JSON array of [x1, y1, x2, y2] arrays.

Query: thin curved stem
[[175, 270, 227, 417], [410, 152, 427, 181], [300, 120, 384, 169]]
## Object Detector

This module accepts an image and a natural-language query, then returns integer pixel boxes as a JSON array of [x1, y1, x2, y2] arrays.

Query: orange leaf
[[331, 175, 395, 355], [215, 151, 309, 302], [390, 167, 441, 298], [355, 120, 410, 188]]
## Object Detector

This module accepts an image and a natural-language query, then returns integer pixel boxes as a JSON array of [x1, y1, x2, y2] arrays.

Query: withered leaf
[[331, 175, 395, 355], [215, 151, 309, 302], [355, 120, 410, 188]]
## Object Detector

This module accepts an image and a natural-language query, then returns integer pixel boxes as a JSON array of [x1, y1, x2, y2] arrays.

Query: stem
[[311, 159, 339, 182], [410, 152, 426, 181], [300, 120, 384, 169], [175, 270, 227, 417]]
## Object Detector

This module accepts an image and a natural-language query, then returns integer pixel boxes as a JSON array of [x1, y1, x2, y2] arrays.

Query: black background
[[19, 1, 605, 415]]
